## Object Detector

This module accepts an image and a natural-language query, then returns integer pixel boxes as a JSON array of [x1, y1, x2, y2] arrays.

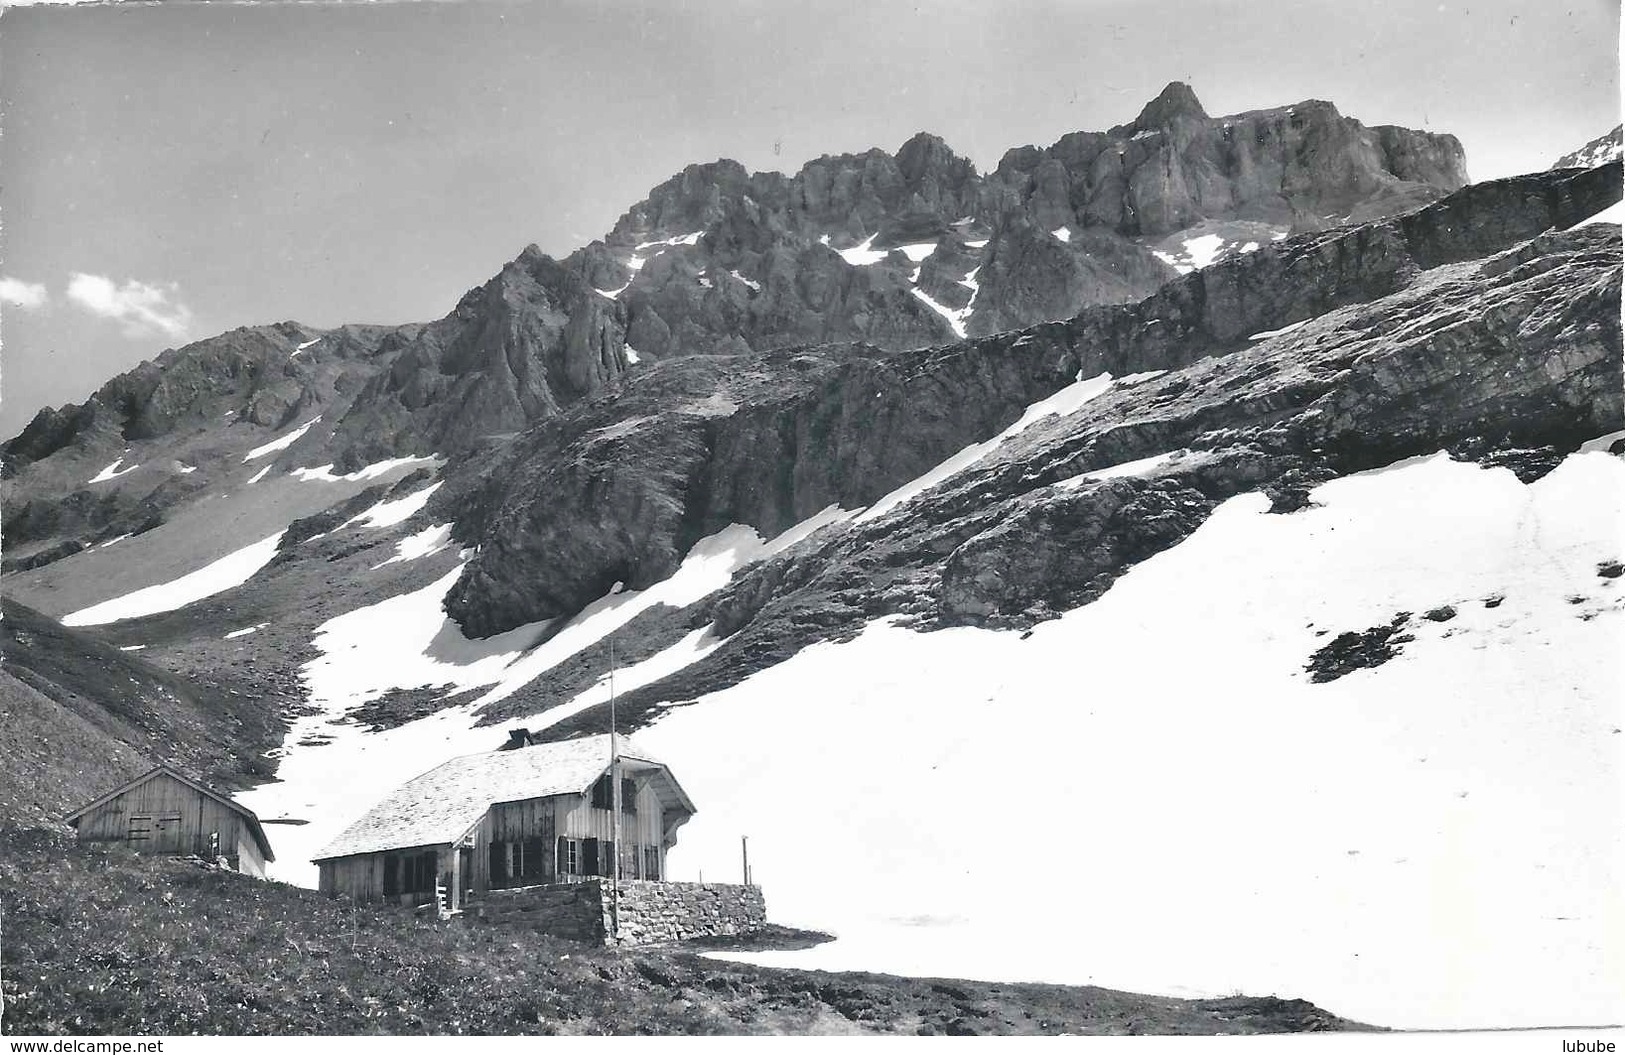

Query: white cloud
[[66, 272, 194, 340], [0, 277, 49, 310]]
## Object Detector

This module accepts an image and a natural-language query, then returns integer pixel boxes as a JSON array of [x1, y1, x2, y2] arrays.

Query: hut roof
[[311, 734, 695, 862]]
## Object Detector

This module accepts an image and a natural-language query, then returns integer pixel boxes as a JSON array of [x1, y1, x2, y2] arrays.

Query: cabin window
[[127, 815, 153, 841], [642, 846, 660, 880], [558, 837, 582, 877], [590, 775, 639, 813]]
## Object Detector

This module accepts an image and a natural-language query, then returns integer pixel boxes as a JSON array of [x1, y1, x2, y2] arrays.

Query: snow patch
[[529, 627, 724, 736], [857, 372, 1118, 524], [897, 242, 938, 263], [635, 231, 703, 250], [909, 288, 968, 339], [1182, 234, 1226, 269], [242, 417, 322, 463], [1249, 319, 1310, 341], [1054, 449, 1190, 489], [89, 457, 139, 484], [1568, 199, 1625, 230], [63, 532, 286, 627], [728, 269, 761, 292], [624, 345, 642, 365], [291, 337, 320, 357], [1579, 428, 1625, 453], [246, 465, 274, 485], [97, 534, 131, 550], [118, 645, 147, 652], [1051, 226, 1072, 243], [225, 624, 266, 639], [835, 234, 888, 266], [338, 482, 444, 531], [965, 239, 989, 249], [372, 523, 455, 569], [288, 455, 440, 484]]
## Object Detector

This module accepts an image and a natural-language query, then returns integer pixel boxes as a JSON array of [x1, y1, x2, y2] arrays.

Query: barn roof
[[311, 734, 695, 863], [63, 764, 277, 862]]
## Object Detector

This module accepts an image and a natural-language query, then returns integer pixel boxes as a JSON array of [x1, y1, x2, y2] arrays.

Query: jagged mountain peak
[[1133, 80, 1209, 127], [1552, 124, 1623, 170], [894, 131, 975, 182]]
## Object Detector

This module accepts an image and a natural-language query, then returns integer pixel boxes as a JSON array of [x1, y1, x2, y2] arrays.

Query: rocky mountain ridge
[[3, 83, 1465, 514], [1553, 125, 1623, 170], [1, 96, 1619, 1034], [435, 162, 1617, 638]]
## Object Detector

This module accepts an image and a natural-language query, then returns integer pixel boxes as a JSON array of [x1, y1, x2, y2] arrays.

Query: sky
[[0, 0, 1618, 436]]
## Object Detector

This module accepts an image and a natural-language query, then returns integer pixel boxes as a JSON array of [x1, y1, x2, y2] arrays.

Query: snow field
[[644, 450, 1623, 1031], [237, 506, 857, 888], [62, 532, 287, 626]]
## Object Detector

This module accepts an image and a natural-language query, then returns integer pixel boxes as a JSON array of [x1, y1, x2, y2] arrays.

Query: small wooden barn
[[65, 764, 276, 877], [311, 733, 696, 908]]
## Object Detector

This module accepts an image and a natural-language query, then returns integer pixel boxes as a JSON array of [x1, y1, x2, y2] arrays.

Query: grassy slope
[[0, 669, 151, 828], [0, 831, 1368, 1036], [0, 598, 284, 824]]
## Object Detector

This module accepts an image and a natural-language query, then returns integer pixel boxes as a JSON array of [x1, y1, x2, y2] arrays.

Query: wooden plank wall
[[318, 844, 445, 907], [321, 778, 676, 902], [76, 773, 254, 864]]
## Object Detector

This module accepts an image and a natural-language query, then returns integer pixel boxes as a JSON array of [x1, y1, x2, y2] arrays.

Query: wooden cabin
[[311, 733, 696, 908], [64, 765, 276, 877]]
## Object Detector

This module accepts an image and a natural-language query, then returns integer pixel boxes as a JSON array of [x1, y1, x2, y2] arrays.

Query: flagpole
[[609, 634, 621, 941]]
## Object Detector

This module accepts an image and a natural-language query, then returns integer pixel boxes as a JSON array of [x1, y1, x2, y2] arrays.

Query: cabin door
[[457, 847, 473, 907]]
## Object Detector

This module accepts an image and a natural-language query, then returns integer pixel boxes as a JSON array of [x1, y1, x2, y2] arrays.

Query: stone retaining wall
[[466, 879, 766, 946], [612, 879, 767, 946]]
